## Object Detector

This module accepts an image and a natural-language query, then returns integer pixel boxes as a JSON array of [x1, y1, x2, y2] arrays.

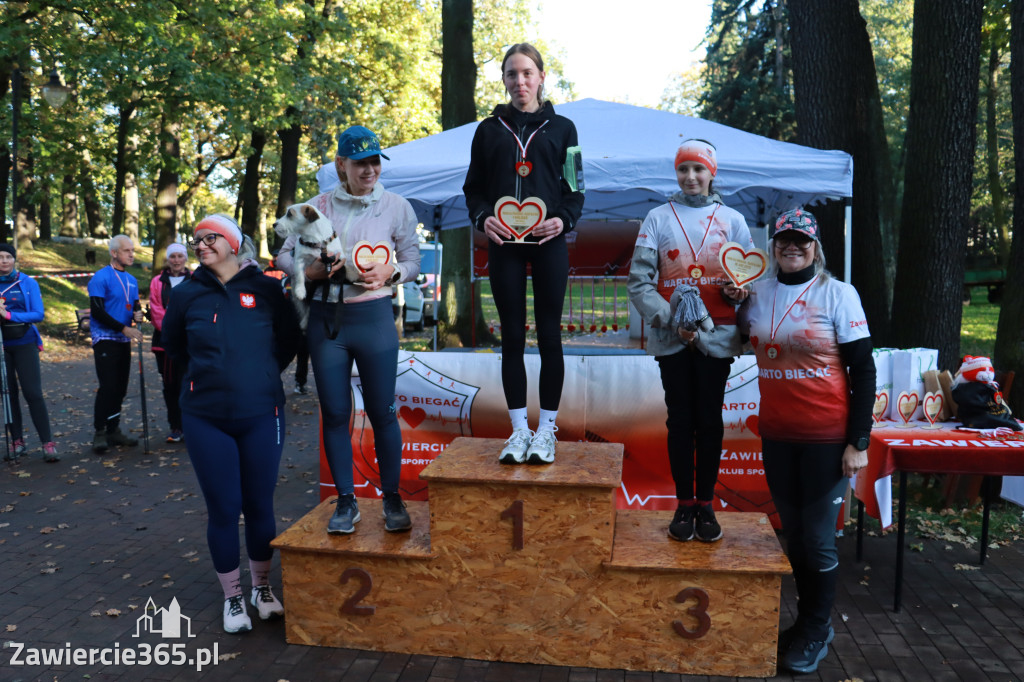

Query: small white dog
[[273, 203, 353, 327]]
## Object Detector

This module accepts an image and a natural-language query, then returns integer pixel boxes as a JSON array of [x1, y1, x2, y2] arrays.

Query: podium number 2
[[672, 587, 711, 639], [340, 567, 375, 616], [500, 500, 525, 550]]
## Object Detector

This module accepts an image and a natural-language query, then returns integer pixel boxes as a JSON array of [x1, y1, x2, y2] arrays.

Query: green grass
[[960, 299, 1000, 358]]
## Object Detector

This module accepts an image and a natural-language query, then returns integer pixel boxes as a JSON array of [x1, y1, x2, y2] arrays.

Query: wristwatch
[[389, 266, 401, 284], [850, 436, 870, 451]]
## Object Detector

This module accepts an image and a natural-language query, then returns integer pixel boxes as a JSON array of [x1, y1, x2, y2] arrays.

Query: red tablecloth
[[854, 422, 1024, 528]]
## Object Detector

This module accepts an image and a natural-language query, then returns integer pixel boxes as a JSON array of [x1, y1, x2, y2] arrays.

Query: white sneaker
[[250, 585, 285, 620], [499, 428, 533, 464], [223, 595, 252, 633], [526, 428, 557, 464]]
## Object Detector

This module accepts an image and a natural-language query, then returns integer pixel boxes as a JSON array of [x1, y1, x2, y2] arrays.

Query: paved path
[[3, 354, 1024, 681]]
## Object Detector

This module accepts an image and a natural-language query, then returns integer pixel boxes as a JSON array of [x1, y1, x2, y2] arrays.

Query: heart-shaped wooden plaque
[[352, 240, 392, 272], [719, 242, 768, 286], [495, 196, 547, 243]]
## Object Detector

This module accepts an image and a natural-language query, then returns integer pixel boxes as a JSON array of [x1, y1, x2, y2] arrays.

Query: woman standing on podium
[[463, 42, 584, 466], [738, 208, 874, 674], [628, 139, 751, 543]]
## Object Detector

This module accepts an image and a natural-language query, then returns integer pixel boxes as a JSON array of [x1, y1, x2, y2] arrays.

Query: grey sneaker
[[327, 494, 360, 534], [106, 429, 139, 447], [222, 595, 252, 634], [92, 429, 109, 454], [499, 428, 533, 464], [382, 492, 412, 532], [249, 585, 284, 620]]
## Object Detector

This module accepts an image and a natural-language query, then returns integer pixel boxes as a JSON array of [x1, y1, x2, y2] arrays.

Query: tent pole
[[843, 199, 852, 285], [432, 206, 442, 352]]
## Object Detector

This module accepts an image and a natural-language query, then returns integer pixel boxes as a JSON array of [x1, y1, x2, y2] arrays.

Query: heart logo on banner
[[352, 241, 392, 272], [495, 195, 547, 241], [399, 405, 426, 429], [896, 391, 918, 423], [745, 414, 760, 437], [667, 249, 680, 261], [719, 242, 768, 286]]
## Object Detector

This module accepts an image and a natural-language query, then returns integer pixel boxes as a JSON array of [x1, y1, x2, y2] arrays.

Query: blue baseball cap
[[336, 125, 390, 160]]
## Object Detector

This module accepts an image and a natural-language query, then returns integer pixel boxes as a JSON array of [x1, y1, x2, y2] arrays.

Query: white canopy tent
[[317, 98, 854, 267]]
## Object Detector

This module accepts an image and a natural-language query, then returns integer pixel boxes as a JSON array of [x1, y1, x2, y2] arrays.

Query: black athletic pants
[[3, 342, 52, 443], [762, 438, 847, 640], [487, 236, 568, 411], [93, 340, 132, 433]]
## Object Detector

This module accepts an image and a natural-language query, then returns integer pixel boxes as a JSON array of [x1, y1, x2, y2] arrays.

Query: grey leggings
[[3, 342, 52, 443]]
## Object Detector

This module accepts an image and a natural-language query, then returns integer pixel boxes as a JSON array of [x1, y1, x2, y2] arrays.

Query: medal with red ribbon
[[766, 275, 819, 361], [498, 118, 548, 179], [669, 202, 720, 280]]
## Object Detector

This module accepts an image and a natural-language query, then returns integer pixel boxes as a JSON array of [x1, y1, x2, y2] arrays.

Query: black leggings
[[93, 340, 132, 432], [656, 349, 732, 501], [488, 236, 568, 411], [3, 343, 52, 443], [153, 349, 184, 431], [762, 438, 847, 639]]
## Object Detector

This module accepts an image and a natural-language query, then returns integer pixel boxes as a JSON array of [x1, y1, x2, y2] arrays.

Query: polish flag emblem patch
[[240, 293, 256, 308]]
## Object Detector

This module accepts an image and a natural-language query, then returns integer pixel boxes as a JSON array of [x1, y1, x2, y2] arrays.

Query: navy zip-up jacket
[[161, 264, 299, 421]]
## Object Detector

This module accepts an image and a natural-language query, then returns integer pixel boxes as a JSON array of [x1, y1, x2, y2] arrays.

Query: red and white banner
[[320, 352, 780, 526]]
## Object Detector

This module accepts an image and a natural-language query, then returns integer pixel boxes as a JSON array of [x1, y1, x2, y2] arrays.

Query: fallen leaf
[[219, 652, 241, 662], [106, 609, 121, 617], [5, 624, 16, 632]]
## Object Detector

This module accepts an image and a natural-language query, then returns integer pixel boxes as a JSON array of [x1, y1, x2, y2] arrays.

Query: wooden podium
[[271, 437, 789, 677]]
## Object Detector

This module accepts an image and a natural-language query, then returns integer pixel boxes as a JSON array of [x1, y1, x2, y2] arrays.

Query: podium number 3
[[672, 587, 711, 639], [500, 500, 525, 550], [340, 567, 375, 616]]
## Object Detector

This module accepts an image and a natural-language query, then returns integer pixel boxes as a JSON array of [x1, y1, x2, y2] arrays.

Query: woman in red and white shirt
[[738, 208, 874, 675]]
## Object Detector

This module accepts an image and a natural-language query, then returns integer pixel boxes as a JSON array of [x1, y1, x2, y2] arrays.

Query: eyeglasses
[[774, 237, 814, 250], [187, 233, 222, 249]]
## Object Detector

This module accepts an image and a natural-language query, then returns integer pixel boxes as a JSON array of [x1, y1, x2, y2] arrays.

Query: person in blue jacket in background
[[162, 214, 299, 635], [0, 243, 58, 462]]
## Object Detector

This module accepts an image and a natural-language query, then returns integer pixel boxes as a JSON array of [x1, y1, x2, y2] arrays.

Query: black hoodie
[[463, 102, 584, 238]]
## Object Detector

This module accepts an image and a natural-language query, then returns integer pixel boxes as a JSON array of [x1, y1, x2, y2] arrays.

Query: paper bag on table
[[891, 348, 938, 421], [922, 370, 953, 421], [937, 370, 958, 418]]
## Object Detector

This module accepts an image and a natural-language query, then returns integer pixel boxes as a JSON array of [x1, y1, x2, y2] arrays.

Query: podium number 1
[[500, 500, 525, 550]]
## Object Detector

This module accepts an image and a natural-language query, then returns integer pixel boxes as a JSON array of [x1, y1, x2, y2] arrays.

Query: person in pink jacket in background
[[149, 243, 192, 443]]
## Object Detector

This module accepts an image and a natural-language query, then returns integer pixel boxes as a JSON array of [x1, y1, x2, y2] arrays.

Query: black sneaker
[[382, 492, 412, 532], [667, 504, 695, 542], [779, 626, 834, 674], [327, 494, 360, 534], [694, 503, 723, 542], [106, 429, 139, 447], [92, 429, 109, 454]]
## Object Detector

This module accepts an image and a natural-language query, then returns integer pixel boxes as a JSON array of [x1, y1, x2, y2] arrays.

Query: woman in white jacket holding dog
[[627, 139, 751, 544], [277, 125, 420, 536]]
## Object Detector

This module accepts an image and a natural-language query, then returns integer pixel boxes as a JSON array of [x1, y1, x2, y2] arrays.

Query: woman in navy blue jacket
[[0, 244, 57, 462], [162, 215, 298, 634]]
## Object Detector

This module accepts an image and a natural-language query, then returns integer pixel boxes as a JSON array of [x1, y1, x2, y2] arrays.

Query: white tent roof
[[316, 98, 853, 230]]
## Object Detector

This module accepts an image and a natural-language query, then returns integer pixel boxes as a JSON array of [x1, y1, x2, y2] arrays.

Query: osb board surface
[[271, 496, 432, 559], [420, 437, 622, 488], [576, 569, 781, 676], [427, 481, 615, 565], [606, 510, 790, 575]]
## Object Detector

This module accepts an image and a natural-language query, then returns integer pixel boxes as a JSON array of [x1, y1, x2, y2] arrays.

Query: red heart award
[[495, 196, 547, 244], [719, 242, 768, 287], [352, 240, 392, 273]]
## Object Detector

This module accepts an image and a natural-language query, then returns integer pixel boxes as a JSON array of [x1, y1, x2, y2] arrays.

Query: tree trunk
[[789, 0, 896, 344], [994, 0, 1024, 415], [240, 128, 267, 238], [11, 66, 36, 252], [275, 113, 301, 220], [0, 142, 9, 240], [38, 190, 51, 241], [986, 40, 1009, 266], [438, 0, 493, 347], [80, 149, 108, 239], [60, 174, 78, 238], [891, 0, 984, 369], [153, 111, 181, 272], [111, 103, 136, 236]]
